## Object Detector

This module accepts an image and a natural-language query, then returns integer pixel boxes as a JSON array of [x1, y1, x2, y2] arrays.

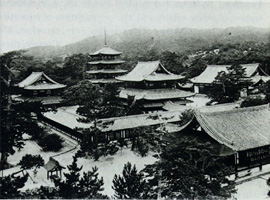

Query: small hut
[[43, 157, 65, 180]]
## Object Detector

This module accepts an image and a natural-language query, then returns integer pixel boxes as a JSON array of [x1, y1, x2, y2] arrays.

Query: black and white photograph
[[1, 0, 270, 199]]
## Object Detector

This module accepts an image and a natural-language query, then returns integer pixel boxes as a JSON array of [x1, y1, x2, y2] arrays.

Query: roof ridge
[[98, 110, 180, 121], [198, 103, 269, 115], [138, 60, 160, 63]]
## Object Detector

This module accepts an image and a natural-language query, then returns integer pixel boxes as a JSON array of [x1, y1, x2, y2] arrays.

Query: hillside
[[24, 27, 270, 59]]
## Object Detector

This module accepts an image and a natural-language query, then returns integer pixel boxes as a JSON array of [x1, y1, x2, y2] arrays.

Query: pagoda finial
[[104, 29, 107, 46]]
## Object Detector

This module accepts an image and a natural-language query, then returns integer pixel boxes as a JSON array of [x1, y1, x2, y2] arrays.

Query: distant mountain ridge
[[24, 26, 270, 58]]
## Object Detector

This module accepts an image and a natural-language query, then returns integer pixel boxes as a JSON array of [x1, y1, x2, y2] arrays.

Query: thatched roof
[[17, 72, 66, 90], [119, 88, 194, 100], [191, 63, 260, 84], [194, 104, 270, 151], [116, 61, 184, 82], [90, 45, 122, 56]]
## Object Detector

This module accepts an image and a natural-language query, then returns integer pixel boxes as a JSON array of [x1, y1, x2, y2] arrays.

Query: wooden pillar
[[259, 155, 262, 171], [234, 152, 239, 179]]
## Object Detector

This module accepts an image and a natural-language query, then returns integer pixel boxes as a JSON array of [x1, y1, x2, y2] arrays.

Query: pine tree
[[143, 136, 236, 199], [53, 156, 106, 199], [0, 174, 28, 198], [112, 162, 148, 199], [78, 167, 106, 199]]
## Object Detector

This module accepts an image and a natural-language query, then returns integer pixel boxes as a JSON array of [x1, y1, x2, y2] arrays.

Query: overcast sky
[[1, 0, 270, 53]]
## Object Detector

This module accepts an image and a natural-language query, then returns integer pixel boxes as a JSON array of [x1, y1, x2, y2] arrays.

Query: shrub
[[38, 134, 63, 152]]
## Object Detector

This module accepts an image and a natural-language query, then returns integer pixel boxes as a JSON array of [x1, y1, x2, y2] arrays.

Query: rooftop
[[90, 45, 122, 56], [194, 104, 270, 151], [88, 60, 125, 65], [86, 69, 127, 74], [17, 72, 66, 90], [191, 63, 261, 84], [119, 88, 195, 100], [116, 61, 184, 82]]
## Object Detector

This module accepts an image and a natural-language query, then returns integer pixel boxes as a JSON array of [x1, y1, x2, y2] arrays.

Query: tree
[[61, 53, 88, 81], [37, 134, 64, 152], [53, 156, 106, 199], [0, 52, 48, 168], [18, 154, 44, 170], [143, 136, 236, 199], [0, 174, 28, 198], [112, 162, 148, 199], [209, 64, 251, 103], [18, 154, 44, 183]]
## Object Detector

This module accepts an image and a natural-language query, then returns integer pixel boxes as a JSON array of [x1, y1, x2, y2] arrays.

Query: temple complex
[[116, 60, 194, 111]]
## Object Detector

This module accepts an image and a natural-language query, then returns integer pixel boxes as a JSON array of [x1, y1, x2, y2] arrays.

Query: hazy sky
[[1, 0, 270, 53]]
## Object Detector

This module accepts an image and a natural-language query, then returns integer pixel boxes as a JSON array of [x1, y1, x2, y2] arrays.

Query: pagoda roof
[[88, 60, 125, 65], [191, 63, 261, 84], [116, 61, 184, 82], [90, 45, 122, 56], [119, 88, 194, 100], [86, 69, 127, 74], [17, 72, 66, 90], [194, 104, 270, 151]]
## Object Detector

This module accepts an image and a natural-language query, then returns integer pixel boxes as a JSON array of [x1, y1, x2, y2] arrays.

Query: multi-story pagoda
[[86, 38, 127, 84], [116, 61, 194, 111]]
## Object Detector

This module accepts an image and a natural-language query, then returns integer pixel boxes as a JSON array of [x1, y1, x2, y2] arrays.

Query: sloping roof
[[43, 106, 184, 132], [88, 79, 122, 84], [163, 101, 193, 111], [90, 45, 122, 56], [116, 61, 184, 82], [251, 75, 270, 85], [86, 69, 127, 74], [198, 102, 241, 113], [194, 104, 270, 151], [44, 157, 65, 171], [88, 60, 125, 65], [119, 88, 195, 100], [191, 63, 260, 84], [97, 110, 183, 132], [17, 72, 66, 90]]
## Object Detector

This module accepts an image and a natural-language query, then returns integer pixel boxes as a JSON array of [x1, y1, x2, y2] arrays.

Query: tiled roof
[[43, 106, 184, 132], [191, 63, 260, 84], [88, 79, 122, 84], [88, 60, 125, 65], [194, 104, 270, 151], [86, 69, 127, 74], [116, 61, 184, 82], [90, 45, 122, 56], [17, 72, 66, 90], [119, 88, 195, 100]]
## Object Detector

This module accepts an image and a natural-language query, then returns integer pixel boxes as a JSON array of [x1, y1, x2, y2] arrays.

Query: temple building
[[15, 72, 66, 105], [86, 43, 127, 84], [191, 63, 270, 94], [184, 104, 270, 174], [116, 61, 194, 111]]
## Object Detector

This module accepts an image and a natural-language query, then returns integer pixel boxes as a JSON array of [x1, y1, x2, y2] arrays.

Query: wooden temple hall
[[15, 72, 66, 105], [116, 61, 194, 111], [180, 103, 270, 174], [191, 63, 270, 94]]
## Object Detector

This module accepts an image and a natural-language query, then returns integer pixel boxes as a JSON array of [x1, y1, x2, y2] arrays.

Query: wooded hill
[[23, 27, 270, 59]]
